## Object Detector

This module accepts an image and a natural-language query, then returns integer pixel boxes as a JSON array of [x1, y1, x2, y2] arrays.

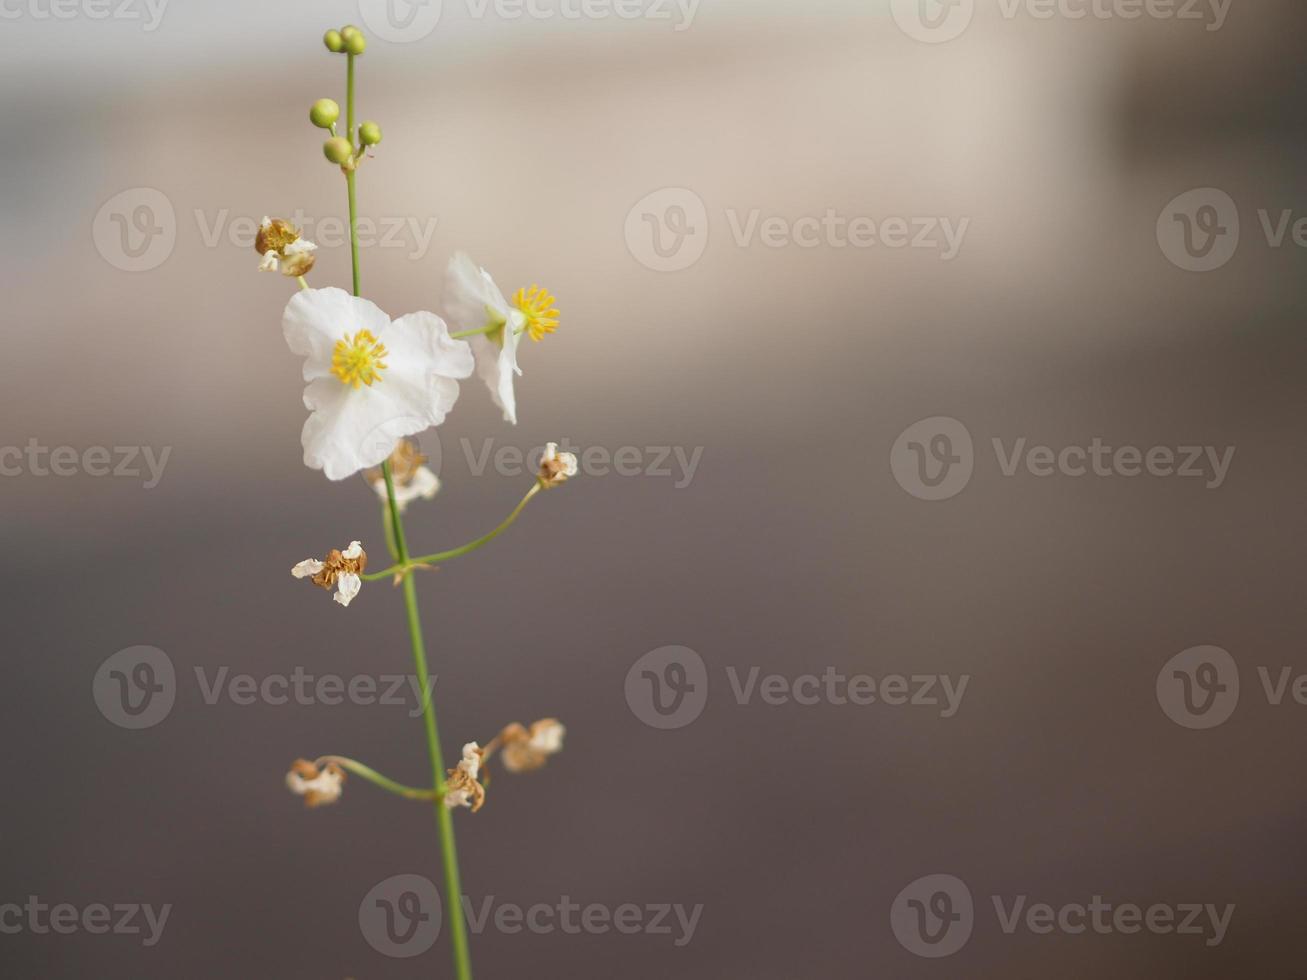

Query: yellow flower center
[[331, 329, 388, 389], [512, 285, 559, 342]]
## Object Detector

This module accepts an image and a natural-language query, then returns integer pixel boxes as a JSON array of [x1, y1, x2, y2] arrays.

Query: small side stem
[[361, 483, 542, 582], [315, 755, 439, 801]]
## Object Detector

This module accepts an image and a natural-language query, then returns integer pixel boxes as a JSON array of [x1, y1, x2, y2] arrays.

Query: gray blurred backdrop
[[3, 0, 1305, 977]]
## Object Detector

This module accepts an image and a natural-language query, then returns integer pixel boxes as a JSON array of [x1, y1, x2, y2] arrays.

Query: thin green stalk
[[315, 755, 438, 801], [361, 483, 541, 582], [382, 462, 475, 980], [345, 52, 361, 297], [346, 50, 473, 980]]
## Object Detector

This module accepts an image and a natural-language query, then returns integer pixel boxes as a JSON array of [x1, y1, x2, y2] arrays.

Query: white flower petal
[[461, 742, 482, 780], [530, 721, 565, 754], [342, 541, 364, 560], [333, 572, 361, 607], [291, 559, 324, 578], [259, 251, 279, 272], [444, 252, 510, 332], [410, 466, 440, 500], [470, 328, 521, 425]]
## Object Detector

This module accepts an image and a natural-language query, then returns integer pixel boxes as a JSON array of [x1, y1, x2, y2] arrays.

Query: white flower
[[443, 742, 486, 811], [538, 442, 578, 488], [292, 540, 367, 607], [444, 253, 523, 424], [286, 759, 345, 807], [283, 287, 473, 480], [443, 254, 559, 426]]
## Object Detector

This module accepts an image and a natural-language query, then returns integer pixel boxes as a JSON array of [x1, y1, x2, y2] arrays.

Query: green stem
[[451, 323, 530, 340], [315, 755, 440, 801], [361, 483, 542, 582], [381, 462, 475, 980], [345, 53, 361, 298], [346, 50, 472, 980], [450, 324, 498, 340]]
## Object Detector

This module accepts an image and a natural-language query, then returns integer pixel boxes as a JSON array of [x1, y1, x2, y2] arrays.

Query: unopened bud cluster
[[311, 26, 382, 173]]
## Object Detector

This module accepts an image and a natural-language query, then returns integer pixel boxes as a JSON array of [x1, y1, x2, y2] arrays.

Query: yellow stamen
[[331, 329, 388, 389], [512, 285, 559, 342]]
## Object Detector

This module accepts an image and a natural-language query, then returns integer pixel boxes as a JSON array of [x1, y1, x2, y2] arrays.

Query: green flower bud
[[309, 99, 341, 129], [359, 121, 383, 146], [323, 29, 344, 52], [323, 137, 354, 165], [343, 30, 366, 55], [340, 24, 361, 40]]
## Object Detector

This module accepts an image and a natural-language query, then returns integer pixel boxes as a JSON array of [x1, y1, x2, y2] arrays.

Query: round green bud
[[323, 29, 344, 52], [309, 99, 340, 129], [323, 137, 354, 165], [343, 30, 366, 55], [359, 121, 383, 146]]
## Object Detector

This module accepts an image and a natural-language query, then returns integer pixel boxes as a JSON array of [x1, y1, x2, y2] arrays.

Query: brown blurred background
[[3, 0, 1306, 976]]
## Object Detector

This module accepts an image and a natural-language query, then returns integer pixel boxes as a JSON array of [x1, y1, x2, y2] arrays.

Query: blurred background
[[3, 0, 1305, 976]]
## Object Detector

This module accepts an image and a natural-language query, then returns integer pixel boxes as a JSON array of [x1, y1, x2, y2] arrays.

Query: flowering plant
[[268, 25, 574, 979]]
